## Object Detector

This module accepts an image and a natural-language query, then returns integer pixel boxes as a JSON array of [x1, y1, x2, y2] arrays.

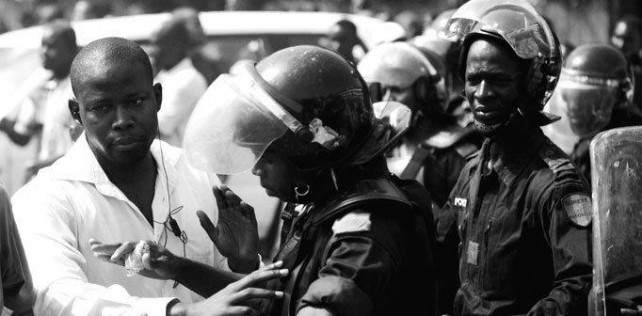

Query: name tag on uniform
[[454, 197, 467, 208], [467, 241, 479, 265]]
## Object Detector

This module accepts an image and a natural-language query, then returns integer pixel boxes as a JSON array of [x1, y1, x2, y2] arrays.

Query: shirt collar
[[477, 116, 547, 186], [42, 133, 181, 197]]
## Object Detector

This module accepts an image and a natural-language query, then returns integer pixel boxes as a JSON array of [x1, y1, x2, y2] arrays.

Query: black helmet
[[183, 45, 389, 174], [446, 0, 562, 126], [559, 43, 632, 137]]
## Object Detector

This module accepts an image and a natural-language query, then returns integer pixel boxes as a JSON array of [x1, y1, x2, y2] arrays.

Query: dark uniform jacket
[[398, 125, 481, 208], [437, 119, 593, 315], [266, 176, 436, 316]]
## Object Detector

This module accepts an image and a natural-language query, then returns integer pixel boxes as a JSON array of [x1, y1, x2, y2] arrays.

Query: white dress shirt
[[12, 134, 225, 316], [155, 58, 207, 147]]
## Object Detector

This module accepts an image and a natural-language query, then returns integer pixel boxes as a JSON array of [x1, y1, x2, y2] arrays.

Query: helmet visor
[[558, 72, 617, 137], [445, 0, 552, 59], [183, 65, 291, 175]]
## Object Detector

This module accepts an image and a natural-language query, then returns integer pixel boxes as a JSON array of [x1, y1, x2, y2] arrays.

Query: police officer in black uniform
[[183, 45, 437, 316], [437, 0, 593, 314], [561, 43, 640, 186]]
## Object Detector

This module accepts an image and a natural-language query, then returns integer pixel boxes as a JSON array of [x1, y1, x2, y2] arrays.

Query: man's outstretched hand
[[89, 239, 180, 280], [169, 261, 288, 316], [198, 185, 259, 273]]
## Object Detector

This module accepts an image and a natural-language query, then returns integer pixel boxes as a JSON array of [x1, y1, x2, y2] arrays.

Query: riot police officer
[[438, 0, 593, 314], [358, 42, 479, 315], [184, 45, 437, 316], [358, 42, 480, 209], [561, 43, 639, 186]]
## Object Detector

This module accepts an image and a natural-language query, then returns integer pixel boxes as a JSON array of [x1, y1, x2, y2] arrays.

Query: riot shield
[[590, 126, 642, 316]]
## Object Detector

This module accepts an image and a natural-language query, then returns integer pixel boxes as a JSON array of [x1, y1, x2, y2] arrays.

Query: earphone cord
[[155, 127, 186, 288]]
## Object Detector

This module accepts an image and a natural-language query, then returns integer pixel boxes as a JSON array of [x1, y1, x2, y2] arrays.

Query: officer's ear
[[68, 99, 82, 125], [153, 83, 162, 112]]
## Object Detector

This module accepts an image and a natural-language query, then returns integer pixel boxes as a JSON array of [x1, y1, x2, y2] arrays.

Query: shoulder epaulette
[[538, 138, 576, 175]]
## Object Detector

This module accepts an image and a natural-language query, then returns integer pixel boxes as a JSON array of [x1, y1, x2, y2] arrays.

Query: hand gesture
[[89, 239, 179, 280], [198, 185, 259, 273], [176, 261, 288, 316]]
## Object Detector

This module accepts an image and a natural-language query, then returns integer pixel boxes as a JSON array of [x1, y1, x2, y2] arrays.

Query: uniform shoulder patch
[[561, 193, 592, 227], [332, 211, 372, 235]]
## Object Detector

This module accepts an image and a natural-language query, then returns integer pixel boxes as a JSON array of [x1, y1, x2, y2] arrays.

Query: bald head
[[70, 37, 153, 98]]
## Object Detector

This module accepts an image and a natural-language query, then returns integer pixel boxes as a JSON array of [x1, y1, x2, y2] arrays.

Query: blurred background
[[0, 0, 640, 45]]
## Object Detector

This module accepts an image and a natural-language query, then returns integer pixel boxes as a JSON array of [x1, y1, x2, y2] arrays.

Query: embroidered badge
[[332, 211, 372, 235], [561, 194, 592, 227], [466, 241, 479, 265], [454, 197, 467, 208]]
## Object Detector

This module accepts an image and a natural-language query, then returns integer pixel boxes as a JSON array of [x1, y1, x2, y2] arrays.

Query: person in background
[[393, 10, 424, 40], [0, 184, 34, 316], [12, 37, 269, 316], [438, 0, 593, 314], [0, 19, 79, 178], [319, 19, 367, 63], [71, 0, 112, 21], [612, 15, 642, 110], [358, 42, 480, 210], [562, 43, 641, 186], [150, 13, 208, 147], [359, 41, 479, 315]]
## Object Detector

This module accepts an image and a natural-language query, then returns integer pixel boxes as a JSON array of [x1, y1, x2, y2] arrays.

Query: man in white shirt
[[12, 37, 261, 316], [150, 14, 207, 148]]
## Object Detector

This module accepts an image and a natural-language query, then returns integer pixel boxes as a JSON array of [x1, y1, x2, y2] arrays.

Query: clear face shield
[[183, 62, 305, 175], [445, 0, 554, 60], [558, 70, 622, 138], [590, 127, 642, 315]]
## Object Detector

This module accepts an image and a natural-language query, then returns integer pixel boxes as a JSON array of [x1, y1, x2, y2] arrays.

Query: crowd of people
[[0, 0, 642, 315]]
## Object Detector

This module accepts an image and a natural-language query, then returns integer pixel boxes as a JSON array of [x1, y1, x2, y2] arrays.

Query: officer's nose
[[112, 106, 134, 130], [251, 161, 264, 177], [475, 80, 494, 100]]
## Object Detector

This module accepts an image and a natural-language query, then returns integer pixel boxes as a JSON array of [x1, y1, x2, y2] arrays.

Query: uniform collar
[[477, 115, 547, 186]]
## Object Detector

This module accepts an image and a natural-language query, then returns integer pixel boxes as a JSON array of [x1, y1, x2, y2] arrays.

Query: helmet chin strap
[[474, 111, 519, 138]]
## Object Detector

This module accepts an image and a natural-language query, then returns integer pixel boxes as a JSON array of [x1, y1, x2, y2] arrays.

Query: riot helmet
[[559, 43, 632, 138], [184, 45, 390, 175], [446, 0, 562, 126], [357, 42, 447, 120]]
